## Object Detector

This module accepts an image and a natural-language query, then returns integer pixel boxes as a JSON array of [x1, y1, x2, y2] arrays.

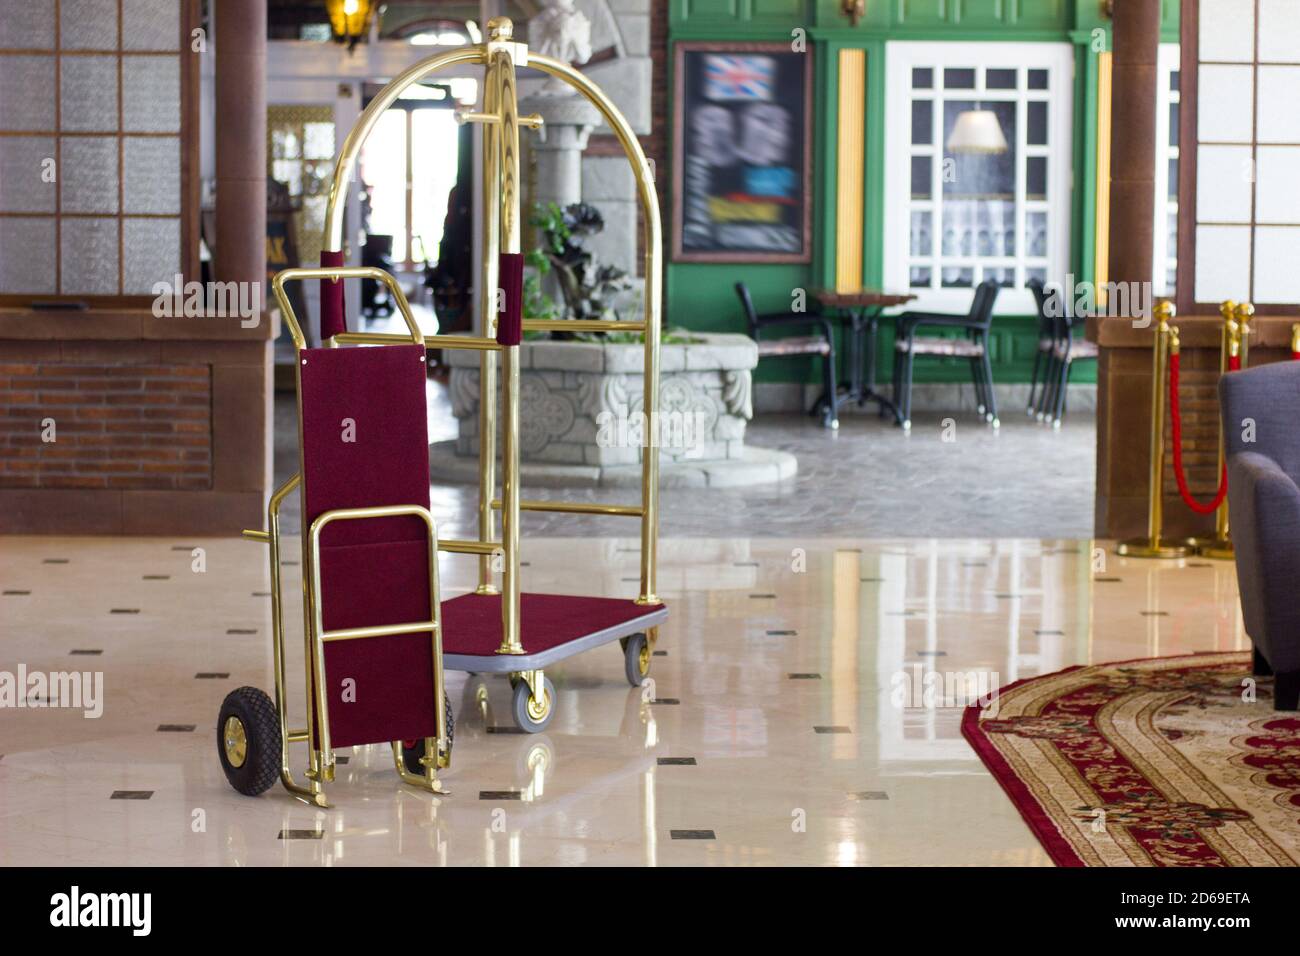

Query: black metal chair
[[891, 279, 1001, 431], [1026, 278, 1055, 417], [1035, 281, 1098, 428], [735, 282, 839, 429]]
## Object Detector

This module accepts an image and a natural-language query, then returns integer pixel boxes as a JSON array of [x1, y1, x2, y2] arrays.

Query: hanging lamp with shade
[[946, 108, 1008, 155]]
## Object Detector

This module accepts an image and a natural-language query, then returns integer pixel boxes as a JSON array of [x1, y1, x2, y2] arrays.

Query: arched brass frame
[[314, 23, 663, 664]]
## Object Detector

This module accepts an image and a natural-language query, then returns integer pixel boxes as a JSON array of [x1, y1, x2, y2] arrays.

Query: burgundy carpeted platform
[[441, 591, 658, 659]]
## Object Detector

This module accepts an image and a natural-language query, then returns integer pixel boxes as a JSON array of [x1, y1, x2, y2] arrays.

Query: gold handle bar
[[521, 319, 646, 334], [322, 620, 439, 643], [491, 498, 644, 517], [439, 538, 503, 555]]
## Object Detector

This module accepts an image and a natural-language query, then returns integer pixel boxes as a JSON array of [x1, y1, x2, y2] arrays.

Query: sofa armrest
[[1228, 451, 1300, 672]]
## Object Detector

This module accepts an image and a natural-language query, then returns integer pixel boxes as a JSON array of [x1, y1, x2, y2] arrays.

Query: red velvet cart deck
[[441, 592, 669, 672], [298, 343, 442, 749]]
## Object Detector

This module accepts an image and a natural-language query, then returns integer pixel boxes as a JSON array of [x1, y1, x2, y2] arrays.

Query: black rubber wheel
[[512, 675, 556, 734], [402, 691, 454, 775], [623, 632, 650, 687], [217, 686, 280, 797]]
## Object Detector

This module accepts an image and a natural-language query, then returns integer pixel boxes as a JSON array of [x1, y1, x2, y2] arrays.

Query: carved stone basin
[[431, 332, 797, 488]]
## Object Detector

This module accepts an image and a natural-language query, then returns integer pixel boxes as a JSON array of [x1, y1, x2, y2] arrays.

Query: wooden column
[[215, 0, 267, 289], [1107, 1, 1160, 289], [1094, 1, 1165, 539]]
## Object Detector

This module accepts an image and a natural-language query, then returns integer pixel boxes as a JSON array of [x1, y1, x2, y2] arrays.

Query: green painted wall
[[665, 0, 1179, 386]]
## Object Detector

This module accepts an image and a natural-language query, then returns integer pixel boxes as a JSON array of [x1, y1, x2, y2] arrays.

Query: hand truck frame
[[316, 15, 668, 736], [218, 269, 451, 808]]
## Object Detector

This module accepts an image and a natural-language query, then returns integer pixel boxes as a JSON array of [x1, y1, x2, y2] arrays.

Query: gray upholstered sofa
[[1220, 360, 1300, 710]]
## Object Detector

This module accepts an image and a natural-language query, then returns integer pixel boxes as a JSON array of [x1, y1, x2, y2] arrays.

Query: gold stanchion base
[[1116, 537, 1190, 559], [1197, 540, 1234, 560]]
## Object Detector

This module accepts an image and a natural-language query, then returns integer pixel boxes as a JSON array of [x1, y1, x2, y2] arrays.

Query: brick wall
[[1162, 347, 1221, 498], [0, 363, 213, 492]]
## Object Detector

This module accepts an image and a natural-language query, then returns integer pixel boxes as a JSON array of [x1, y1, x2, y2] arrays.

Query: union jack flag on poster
[[702, 55, 775, 102]]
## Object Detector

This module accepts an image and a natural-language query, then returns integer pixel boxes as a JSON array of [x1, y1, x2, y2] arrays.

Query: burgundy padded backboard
[[298, 343, 440, 749]]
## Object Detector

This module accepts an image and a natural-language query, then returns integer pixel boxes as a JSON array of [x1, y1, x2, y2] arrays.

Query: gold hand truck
[[216, 16, 666, 805]]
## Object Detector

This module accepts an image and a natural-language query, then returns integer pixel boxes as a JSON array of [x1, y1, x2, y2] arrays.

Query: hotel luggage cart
[[217, 270, 452, 808], [326, 16, 667, 747], [219, 14, 668, 802]]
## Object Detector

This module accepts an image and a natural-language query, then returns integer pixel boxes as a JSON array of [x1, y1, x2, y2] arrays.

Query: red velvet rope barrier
[[1168, 351, 1236, 514]]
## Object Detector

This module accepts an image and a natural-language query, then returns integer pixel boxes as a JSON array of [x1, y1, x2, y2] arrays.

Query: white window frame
[[883, 41, 1075, 315], [1153, 43, 1180, 297]]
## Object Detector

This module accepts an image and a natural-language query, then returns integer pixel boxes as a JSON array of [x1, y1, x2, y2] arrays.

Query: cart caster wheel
[[622, 632, 650, 687], [402, 691, 454, 775], [512, 676, 556, 734], [217, 686, 280, 797]]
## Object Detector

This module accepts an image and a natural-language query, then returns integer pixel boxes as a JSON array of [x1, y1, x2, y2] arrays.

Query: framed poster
[[672, 42, 813, 263]]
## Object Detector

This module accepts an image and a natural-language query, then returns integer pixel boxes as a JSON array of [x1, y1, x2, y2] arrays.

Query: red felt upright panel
[[320, 250, 348, 340], [298, 343, 440, 748], [497, 252, 524, 345]]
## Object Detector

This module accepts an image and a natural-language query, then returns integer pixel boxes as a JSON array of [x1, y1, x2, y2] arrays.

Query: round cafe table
[[813, 289, 917, 425]]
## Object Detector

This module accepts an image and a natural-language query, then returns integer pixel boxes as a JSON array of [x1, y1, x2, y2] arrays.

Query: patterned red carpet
[[964, 652, 1300, 866]]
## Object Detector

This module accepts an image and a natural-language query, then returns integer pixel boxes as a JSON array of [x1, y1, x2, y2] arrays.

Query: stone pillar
[[215, 0, 267, 292], [520, 94, 601, 209]]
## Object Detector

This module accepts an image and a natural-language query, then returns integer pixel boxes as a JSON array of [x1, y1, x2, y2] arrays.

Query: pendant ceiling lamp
[[325, 0, 373, 52]]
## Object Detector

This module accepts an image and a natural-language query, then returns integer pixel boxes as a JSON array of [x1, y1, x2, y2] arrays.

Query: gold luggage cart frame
[[220, 15, 667, 801], [321, 16, 669, 734]]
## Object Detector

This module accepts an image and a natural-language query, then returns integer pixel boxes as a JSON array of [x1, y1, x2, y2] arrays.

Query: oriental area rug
[[963, 652, 1300, 866]]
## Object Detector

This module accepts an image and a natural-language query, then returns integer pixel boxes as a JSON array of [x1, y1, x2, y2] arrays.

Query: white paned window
[[1153, 44, 1180, 297], [0, 0, 186, 300], [884, 42, 1074, 314], [1192, 0, 1300, 306]]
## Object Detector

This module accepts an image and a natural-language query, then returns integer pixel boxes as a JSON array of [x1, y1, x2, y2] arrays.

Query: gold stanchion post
[[1117, 300, 1189, 558], [1198, 301, 1250, 559]]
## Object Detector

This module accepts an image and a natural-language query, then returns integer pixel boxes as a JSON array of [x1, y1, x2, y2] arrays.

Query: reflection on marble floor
[[0, 535, 1243, 866]]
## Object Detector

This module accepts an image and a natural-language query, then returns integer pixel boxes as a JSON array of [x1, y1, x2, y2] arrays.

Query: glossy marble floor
[[0, 534, 1243, 866]]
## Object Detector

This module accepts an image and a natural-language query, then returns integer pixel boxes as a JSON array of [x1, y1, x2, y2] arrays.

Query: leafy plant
[[527, 201, 634, 325], [522, 247, 558, 322]]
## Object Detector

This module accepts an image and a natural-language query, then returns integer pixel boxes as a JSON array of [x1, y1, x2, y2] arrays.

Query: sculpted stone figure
[[530, 0, 593, 95]]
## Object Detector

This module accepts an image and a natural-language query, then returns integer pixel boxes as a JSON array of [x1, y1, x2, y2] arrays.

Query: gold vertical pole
[[522, 51, 665, 608], [492, 17, 524, 654], [1237, 301, 1253, 369], [475, 41, 502, 596], [294, 363, 327, 796], [1199, 301, 1247, 559], [1117, 301, 1188, 558], [637, 179, 662, 607]]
